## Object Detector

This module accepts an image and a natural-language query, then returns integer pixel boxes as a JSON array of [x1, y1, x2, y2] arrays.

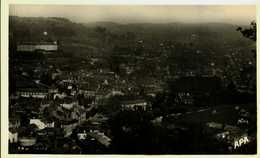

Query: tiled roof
[[15, 75, 49, 89]]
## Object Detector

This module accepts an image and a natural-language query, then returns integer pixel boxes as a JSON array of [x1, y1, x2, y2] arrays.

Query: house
[[75, 121, 105, 136], [77, 93, 96, 107], [9, 130, 18, 143], [144, 84, 163, 97], [54, 96, 86, 121], [59, 138, 82, 154], [87, 113, 109, 124], [50, 69, 62, 80], [71, 105, 86, 122], [174, 92, 194, 105], [17, 41, 58, 54], [74, 124, 111, 148], [121, 99, 149, 111], [37, 128, 55, 136], [60, 120, 78, 137], [39, 103, 50, 113], [105, 90, 125, 98], [77, 130, 88, 140], [171, 76, 222, 106], [151, 116, 163, 125], [87, 131, 112, 147], [49, 84, 58, 94], [51, 105, 72, 121], [9, 117, 21, 129], [14, 75, 49, 99], [29, 119, 55, 130], [33, 142, 49, 151], [59, 79, 76, 88], [18, 137, 37, 147], [30, 119, 46, 130], [60, 97, 78, 110], [53, 92, 67, 100]]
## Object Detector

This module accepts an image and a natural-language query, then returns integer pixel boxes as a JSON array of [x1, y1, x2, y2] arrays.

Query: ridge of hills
[[9, 16, 254, 58]]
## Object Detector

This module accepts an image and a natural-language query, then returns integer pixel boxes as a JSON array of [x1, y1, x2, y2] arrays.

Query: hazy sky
[[9, 5, 255, 25]]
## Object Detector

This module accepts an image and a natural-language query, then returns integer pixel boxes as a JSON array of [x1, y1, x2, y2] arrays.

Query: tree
[[237, 21, 256, 93], [109, 110, 153, 153], [95, 26, 108, 48], [97, 96, 122, 115], [237, 21, 256, 41], [95, 26, 107, 34]]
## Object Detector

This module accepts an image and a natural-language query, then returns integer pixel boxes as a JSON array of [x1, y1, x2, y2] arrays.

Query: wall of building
[[17, 44, 58, 52], [17, 91, 48, 98], [9, 132, 18, 143]]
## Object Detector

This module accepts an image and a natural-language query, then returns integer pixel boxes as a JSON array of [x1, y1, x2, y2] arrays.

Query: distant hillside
[[9, 16, 254, 57], [10, 16, 249, 40], [10, 16, 83, 40]]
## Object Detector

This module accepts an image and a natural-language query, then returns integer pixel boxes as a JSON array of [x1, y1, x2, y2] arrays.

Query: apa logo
[[234, 136, 250, 149]]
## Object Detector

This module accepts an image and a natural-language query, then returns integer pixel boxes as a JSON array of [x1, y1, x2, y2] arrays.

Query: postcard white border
[[1, 0, 259, 158]]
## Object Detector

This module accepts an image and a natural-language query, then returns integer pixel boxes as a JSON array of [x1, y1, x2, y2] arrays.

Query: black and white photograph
[[5, 3, 257, 155]]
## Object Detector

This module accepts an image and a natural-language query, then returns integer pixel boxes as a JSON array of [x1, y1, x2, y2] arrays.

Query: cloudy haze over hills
[[10, 5, 255, 25]]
